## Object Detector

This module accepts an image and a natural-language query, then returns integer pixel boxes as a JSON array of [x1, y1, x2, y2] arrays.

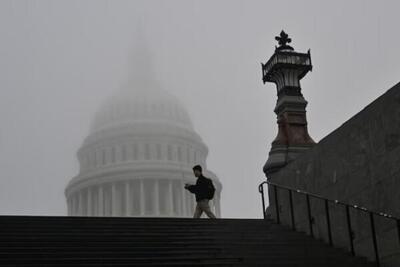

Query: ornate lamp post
[[262, 31, 315, 176]]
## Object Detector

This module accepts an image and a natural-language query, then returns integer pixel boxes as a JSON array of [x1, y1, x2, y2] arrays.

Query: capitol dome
[[90, 84, 194, 134], [65, 73, 222, 217]]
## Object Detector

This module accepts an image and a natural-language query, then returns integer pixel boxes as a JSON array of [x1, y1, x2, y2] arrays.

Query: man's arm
[[185, 184, 197, 193]]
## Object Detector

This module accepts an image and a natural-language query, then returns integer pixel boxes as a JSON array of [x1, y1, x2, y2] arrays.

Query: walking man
[[184, 165, 217, 219]]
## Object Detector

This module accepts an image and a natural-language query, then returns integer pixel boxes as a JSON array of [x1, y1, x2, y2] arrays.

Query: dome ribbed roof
[[90, 34, 194, 134], [90, 85, 194, 133]]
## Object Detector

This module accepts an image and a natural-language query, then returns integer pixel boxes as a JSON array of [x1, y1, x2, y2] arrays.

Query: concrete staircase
[[0, 216, 376, 266]]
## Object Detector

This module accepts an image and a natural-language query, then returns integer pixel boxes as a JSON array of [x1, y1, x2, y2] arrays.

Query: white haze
[[0, 0, 399, 218]]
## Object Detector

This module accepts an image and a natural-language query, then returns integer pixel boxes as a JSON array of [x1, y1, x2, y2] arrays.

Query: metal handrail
[[259, 180, 400, 267]]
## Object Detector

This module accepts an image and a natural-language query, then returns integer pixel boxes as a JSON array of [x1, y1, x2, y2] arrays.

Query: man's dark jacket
[[187, 175, 213, 202]]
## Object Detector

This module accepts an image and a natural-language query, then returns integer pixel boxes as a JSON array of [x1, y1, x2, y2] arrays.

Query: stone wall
[[267, 82, 400, 266]]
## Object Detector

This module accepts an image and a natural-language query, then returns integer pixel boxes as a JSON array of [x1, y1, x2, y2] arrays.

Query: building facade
[[65, 78, 222, 217]]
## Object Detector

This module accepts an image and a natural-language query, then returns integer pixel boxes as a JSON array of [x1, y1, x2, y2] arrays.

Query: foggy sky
[[0, 0, 399, 218]]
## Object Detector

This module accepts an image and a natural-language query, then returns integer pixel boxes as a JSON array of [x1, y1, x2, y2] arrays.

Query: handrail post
[[288, 189, 295, 230], [260, 184, 266, 219], [274, 185, 280, 224], [397, 220, 400, 248], [325, 199, 333, 246], [306, 194, 313, 237], [267, 183, 273, 208], [369, 213, 380, 267], [345, 205, 355, 256]]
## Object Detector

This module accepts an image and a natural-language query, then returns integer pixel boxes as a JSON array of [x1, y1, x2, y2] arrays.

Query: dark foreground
[[0, 216, 375, 266]]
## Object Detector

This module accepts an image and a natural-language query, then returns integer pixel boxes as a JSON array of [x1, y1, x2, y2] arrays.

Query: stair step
[[0, 216, 376, 267]]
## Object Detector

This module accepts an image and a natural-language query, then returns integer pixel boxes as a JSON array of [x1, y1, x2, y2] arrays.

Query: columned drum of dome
[[65, 85, 222, 217]]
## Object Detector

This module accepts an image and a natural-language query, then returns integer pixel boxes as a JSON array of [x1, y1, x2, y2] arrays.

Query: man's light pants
[[193, 199, 216, 219]]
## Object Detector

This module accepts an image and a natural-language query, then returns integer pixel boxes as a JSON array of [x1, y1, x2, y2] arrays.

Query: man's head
[[192, 165, 203, 177]]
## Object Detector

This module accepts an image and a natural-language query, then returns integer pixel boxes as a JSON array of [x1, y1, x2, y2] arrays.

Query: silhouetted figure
[[185, 165, 216, 219]]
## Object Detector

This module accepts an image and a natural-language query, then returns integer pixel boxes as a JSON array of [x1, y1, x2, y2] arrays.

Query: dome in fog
[[65, 70, 222, 218], [90, 85, 194, 134]]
